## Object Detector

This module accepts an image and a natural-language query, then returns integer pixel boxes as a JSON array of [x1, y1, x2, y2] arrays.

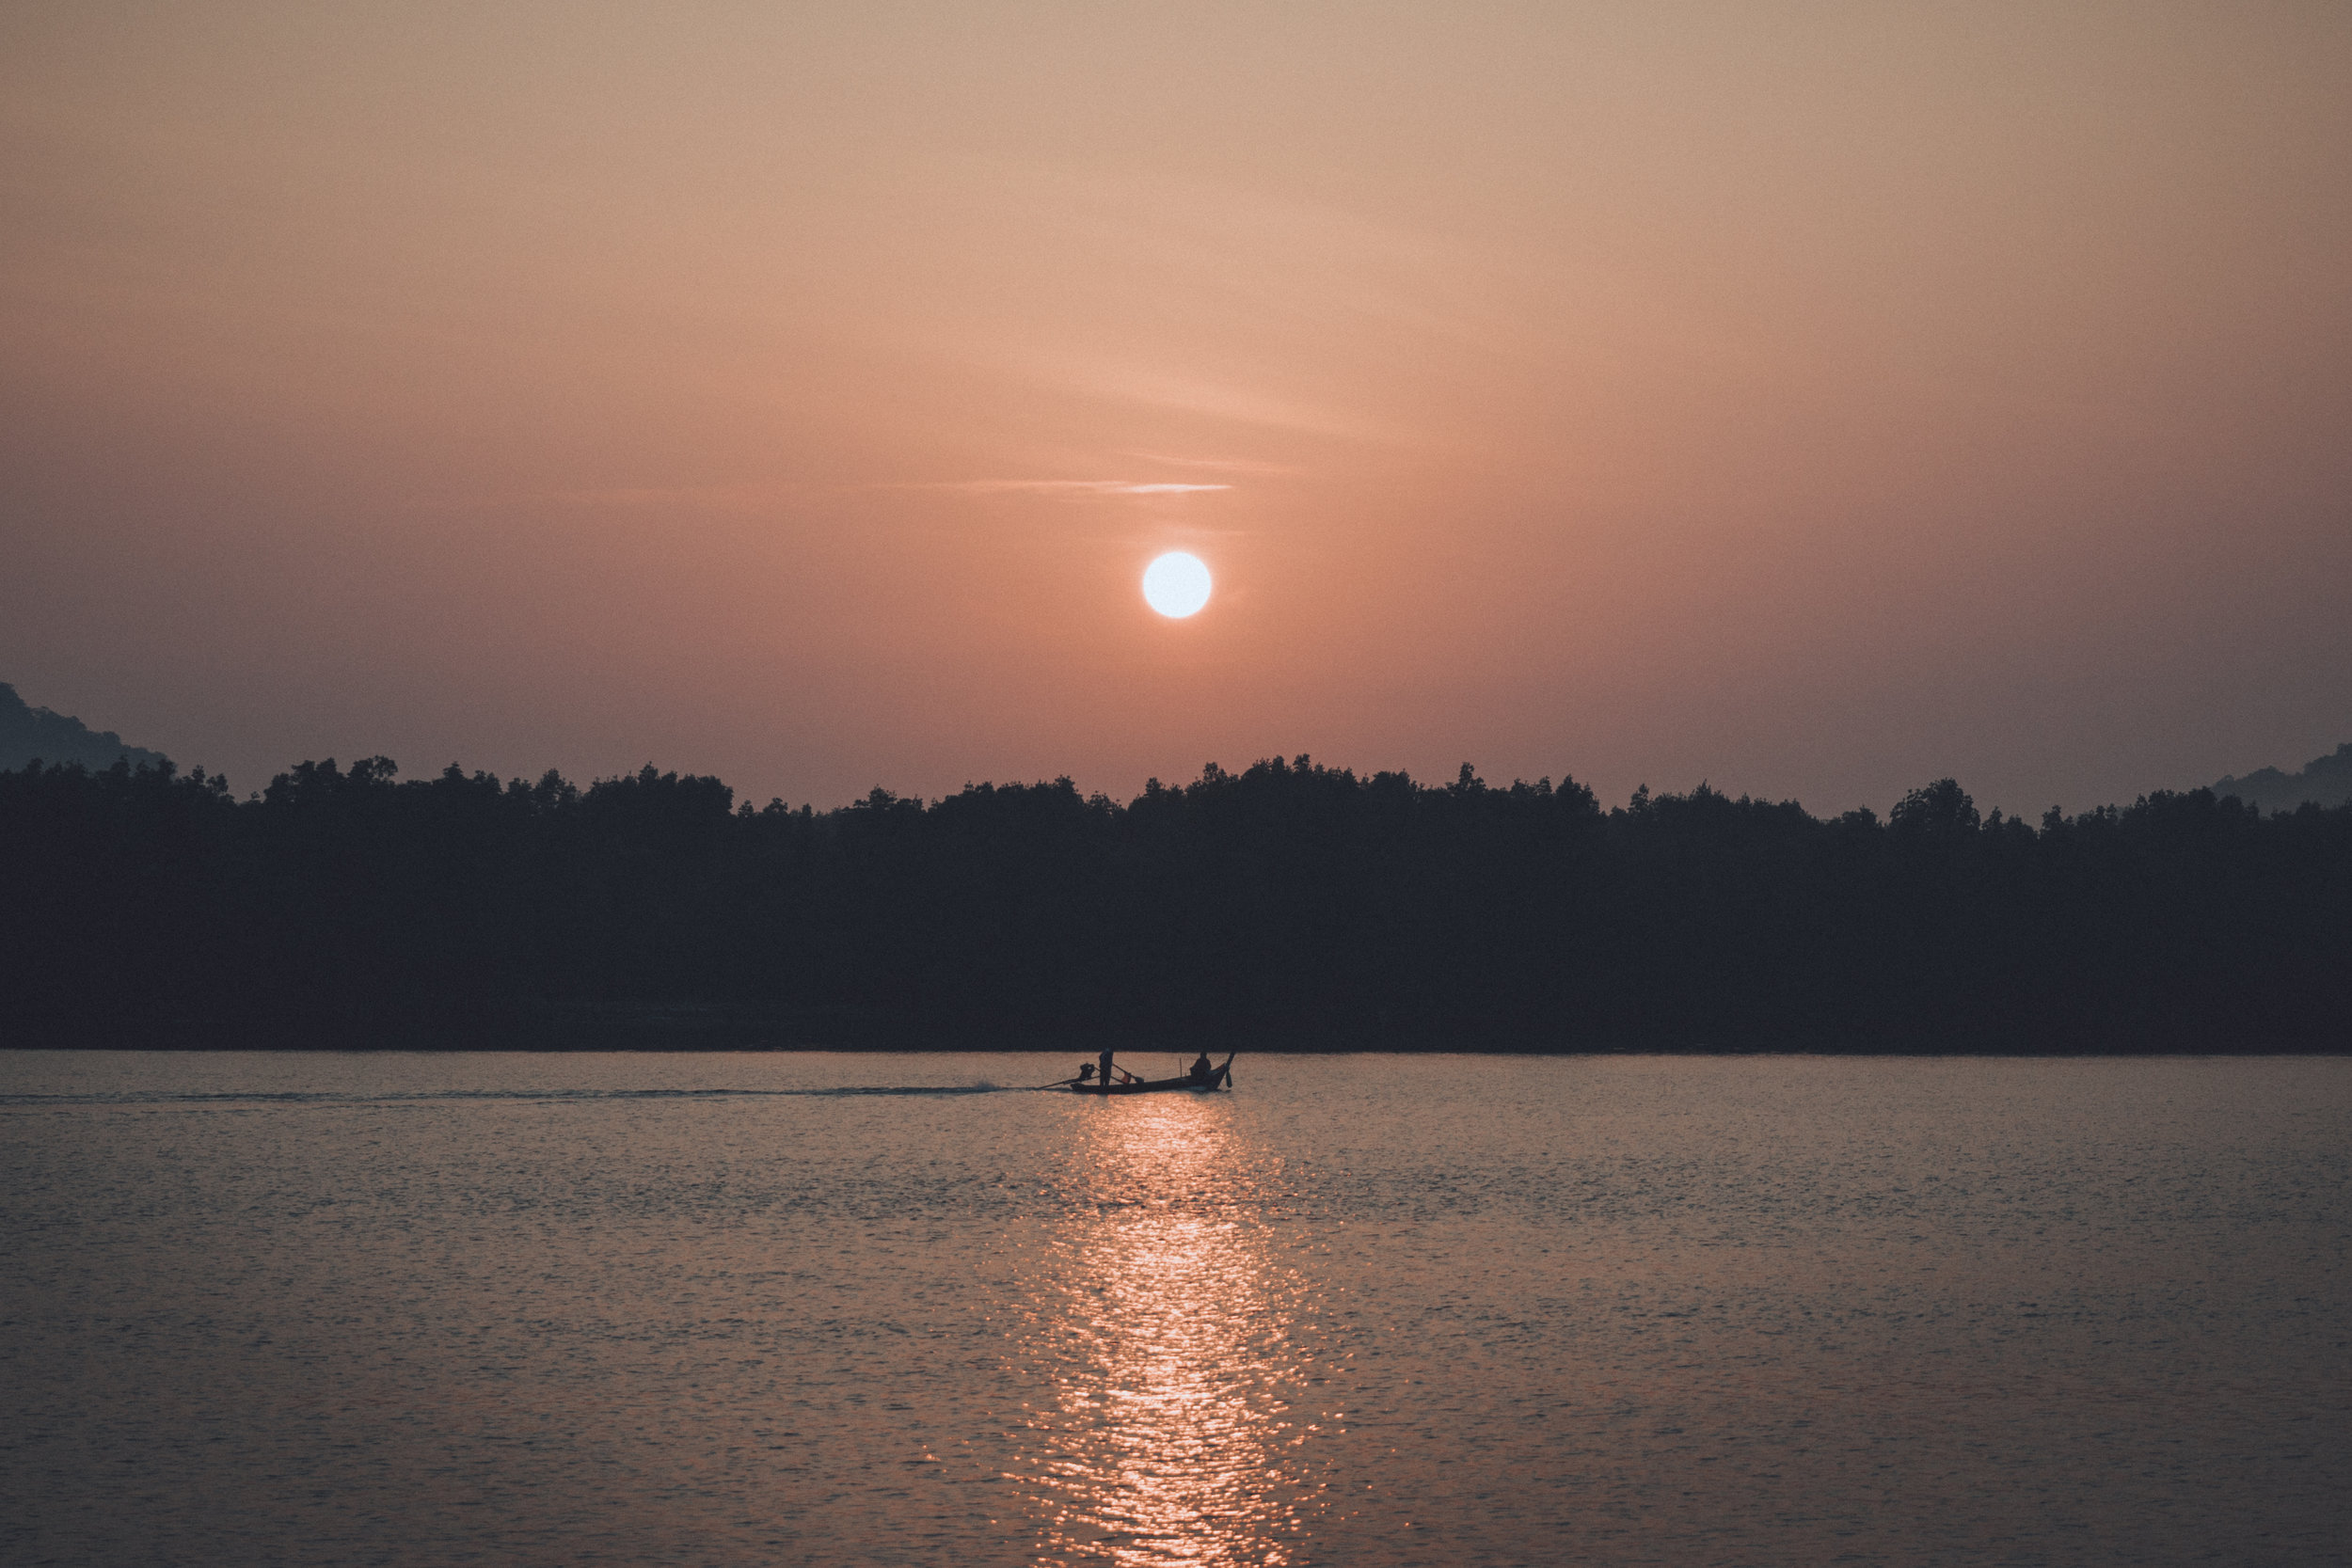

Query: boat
[[1054, 1054, 1235, 1094]]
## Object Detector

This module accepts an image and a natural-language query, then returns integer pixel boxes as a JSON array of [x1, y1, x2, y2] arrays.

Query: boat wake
[[0, 1084, 1038, 1108]]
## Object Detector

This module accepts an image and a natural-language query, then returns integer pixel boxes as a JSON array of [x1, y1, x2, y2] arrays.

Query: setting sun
[[1141, 552, 1212, 619]]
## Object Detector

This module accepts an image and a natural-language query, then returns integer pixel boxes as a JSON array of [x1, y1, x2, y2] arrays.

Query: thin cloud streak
[[877, 479, 1232, 496], [524, 478, 1234, 510], [1120, 452, 1303, 476]]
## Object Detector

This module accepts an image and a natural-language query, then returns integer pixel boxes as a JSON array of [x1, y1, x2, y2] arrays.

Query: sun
[[1142, 552, 1212, 618]]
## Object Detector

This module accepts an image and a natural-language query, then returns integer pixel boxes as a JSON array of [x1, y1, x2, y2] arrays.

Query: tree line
[[5, 752, 2346, 1050]]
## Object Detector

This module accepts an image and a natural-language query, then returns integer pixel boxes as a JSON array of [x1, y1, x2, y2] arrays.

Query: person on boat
[[1097, 1048, 1115, 1086], [1076, 1062, 1095, 1084], [1189, 1051, 1214, 1084]]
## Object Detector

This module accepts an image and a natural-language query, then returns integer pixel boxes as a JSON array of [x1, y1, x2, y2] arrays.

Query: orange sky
[[5, 2, 2349, 814]]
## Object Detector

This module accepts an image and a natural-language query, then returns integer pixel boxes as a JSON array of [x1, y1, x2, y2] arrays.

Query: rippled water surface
[[3, 1052, 2346, 1566]]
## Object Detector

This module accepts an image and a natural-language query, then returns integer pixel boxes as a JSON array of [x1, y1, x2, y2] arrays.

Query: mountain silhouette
[[2213, 742, 2352, 814], [0, 682, 171, 774]]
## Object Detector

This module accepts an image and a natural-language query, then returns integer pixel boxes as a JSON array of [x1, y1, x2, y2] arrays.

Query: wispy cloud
[[878, 479, 1231, 496], [1119, 451, 1301, 476], [528, 477, 1231, 511]]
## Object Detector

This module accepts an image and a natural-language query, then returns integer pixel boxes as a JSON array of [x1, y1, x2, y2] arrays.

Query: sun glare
[[1142, 552, 1212, 618]]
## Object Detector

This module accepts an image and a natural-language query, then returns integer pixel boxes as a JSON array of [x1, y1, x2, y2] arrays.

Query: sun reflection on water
[[1015, 1096, 1331, 1566]]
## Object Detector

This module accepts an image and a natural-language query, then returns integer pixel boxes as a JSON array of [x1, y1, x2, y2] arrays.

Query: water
[[3, 1052, 2345, 1567]]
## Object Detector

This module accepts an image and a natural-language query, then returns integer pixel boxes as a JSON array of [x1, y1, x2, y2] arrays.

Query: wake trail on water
[[0, 1085, 1041, 1108]]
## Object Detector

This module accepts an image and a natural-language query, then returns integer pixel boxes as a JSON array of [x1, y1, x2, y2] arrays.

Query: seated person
[[1189, 1052, 1214, 1083]]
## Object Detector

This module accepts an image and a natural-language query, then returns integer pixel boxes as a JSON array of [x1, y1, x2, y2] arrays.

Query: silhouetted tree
[[3, 750, 2344, 1050]]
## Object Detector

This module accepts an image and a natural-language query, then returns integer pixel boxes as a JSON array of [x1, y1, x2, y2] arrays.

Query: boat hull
[[1066, 1058, 1233, 1094]]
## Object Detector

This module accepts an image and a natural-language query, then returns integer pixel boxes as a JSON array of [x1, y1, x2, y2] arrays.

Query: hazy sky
[[6, 2, 2348, 814]]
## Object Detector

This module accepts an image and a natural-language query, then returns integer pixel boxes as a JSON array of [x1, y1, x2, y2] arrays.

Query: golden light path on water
[[1011, 1090, 1338, 1566]]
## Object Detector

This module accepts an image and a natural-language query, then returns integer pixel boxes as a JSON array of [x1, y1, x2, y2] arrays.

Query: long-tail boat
[[1052, 1054, 1235, 1094]]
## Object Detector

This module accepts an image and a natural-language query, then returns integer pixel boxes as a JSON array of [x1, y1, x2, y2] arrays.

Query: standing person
[[1098, 1048, 1115, 1087]]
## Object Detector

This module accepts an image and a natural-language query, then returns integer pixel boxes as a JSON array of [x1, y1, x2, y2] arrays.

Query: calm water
[[2, 1052, 2346, 1567]]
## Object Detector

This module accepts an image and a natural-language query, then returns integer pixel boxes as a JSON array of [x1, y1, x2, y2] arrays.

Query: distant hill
[[0, 682, 172, 773], [2212, 742, 2352, 814]]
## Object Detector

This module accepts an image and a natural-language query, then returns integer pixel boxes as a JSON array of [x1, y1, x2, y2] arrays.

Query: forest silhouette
[[5, 752, 2345, 1051]]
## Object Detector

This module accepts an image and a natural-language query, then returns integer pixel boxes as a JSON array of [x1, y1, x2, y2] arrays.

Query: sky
[[5, 1, 2349, 816]]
